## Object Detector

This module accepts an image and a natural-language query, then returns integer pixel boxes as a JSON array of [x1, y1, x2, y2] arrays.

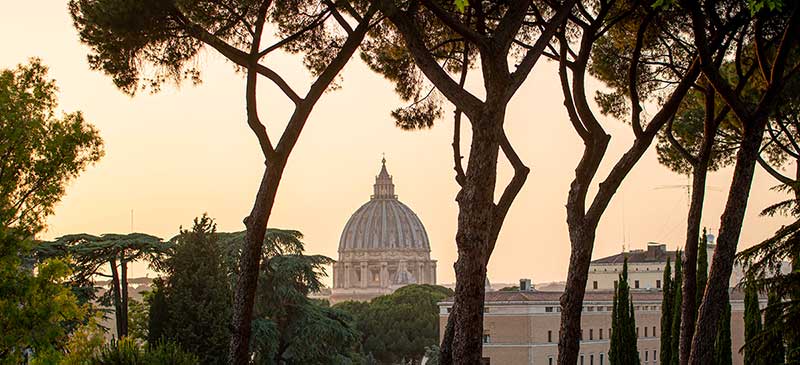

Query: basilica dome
[[338, 159, 430, 252]]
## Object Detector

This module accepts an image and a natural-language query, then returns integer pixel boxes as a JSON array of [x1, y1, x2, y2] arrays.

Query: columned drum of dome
[[330, 158, 437, 303]]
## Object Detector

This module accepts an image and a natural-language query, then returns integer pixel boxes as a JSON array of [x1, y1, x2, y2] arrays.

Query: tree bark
[[229, 161, 285, 365], [108, 258, 124, 338], [679, 87, 719, 364], [688, 120, 766, 364], [120, 254, 129, 338], [448, 108, 503, 364]]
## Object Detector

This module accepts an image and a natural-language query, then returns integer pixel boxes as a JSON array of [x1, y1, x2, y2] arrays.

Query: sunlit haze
[[3, 1, 793, 287]]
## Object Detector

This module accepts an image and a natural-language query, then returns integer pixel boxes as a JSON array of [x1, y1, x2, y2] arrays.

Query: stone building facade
[[330, 159, 436, 303], [439, 289, 752, 365]]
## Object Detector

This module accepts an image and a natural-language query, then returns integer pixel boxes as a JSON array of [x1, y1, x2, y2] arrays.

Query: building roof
[[440, 288, 745, 305], [338, 159, 431, 252], [591, 242, 679, 264]]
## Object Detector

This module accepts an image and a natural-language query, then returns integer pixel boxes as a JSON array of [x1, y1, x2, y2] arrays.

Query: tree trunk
[[439, 302, 457, 364], [229, 161, 286, 365], [688, 121, 766, 364], [108, 258, 124, 339], [558, 227, 595, 365], [120, 255, 129, 338], [680, 88, 719, 364], [445, 107, 503, 364]]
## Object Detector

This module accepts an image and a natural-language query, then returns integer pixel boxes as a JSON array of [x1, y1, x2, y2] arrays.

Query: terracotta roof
[[591, 243, 680, 264], [440, 288, 745, 304]]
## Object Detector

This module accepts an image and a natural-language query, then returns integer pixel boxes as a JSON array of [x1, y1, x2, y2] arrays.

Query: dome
[[338, 158, 431, 252]]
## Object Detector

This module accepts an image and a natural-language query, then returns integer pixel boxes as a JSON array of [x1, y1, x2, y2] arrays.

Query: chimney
[[520, 278, 533, 291]]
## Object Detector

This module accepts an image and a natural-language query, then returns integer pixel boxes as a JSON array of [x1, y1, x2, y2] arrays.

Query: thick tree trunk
[[229, 161, 286, 365], [439, 302, 457, 364], [445, 108, 503, 364], [688, 121, 766, 364], [558, 227, 595, 364], [679, 90, 718, 364], [678, 165, 708, 365]]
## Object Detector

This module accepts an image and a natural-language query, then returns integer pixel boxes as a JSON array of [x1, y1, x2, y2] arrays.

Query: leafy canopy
[[0, 59, 103, 235]]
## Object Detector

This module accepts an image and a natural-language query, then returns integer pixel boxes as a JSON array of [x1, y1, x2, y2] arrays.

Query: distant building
[[330, 158, 437, 303], [438, 285, 754, 365], [587, 240, 744, 292]]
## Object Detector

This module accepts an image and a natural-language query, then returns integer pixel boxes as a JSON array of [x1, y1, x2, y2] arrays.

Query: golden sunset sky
[[2, 1, 793, 286]]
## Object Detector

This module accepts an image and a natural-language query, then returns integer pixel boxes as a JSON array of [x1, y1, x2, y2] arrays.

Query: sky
[[2, 1, 794, 286]]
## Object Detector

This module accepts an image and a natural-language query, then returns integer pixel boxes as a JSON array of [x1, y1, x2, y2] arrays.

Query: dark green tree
[[68, 2, 379, 362], [146, 278, 168, 346], [0, 59, 104, 236], [661, 257, 674, 365], [713, 291, 732, 365], [696, 229, 709, 308], [40, 233, 171, 339], [609, 257, 639, 364], [742, 284, 763, 365], [335, 284, 454, 364], [670, 251, 683, 365], [157, 215, 231, 364], [764, 290, 786, 364]]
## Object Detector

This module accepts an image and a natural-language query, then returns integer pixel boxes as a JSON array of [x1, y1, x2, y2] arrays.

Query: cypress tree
[[696, 228, 709, 307], [713, 291, 732, 365], [660, 257, 673, 365], [669, 250, 683, 365], [764, 290, 786, 365], [743, 284, 762, 365], [609, 257, 639, 364], [788, 255, 800, 363], [159, 215, 232, 364]]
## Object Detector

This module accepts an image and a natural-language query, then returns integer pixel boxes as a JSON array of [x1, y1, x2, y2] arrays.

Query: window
[[656, 279, 662, 289], [653, 326, 656, 337], [548, 330, 553, 343], [482, 333, 491, 344], [635, 280, 640, 289], [548, 357, 554, 365], [590, 354, 594, 365], [580, 330, 583, 341], [588, 306, 595, 312], [636, 327, 639, 337], [646, 350, 649, 361], [645, 326, 648, 337], [580, 355, 584, 365], [593, 281, 598, 289], [600, 353, 604, 365], [546, 306, 554, 313], [600, 328, 603, 340], [590, 329, 593, 340]]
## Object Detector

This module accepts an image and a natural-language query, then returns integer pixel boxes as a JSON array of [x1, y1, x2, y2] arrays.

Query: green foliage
[[0, 59, 103, 235], [713, 292, 732, 365], [127, 298, 149, 342], [93, 338, 198, 365], [335, 284, 454, 364], [454, 0, 469, 13], [0, 227, 87, 364], [660, 257, 673, 365], [153, 215, 230, 364], [743, 284, 763, 364], [669, 251, 683, 365], [763, 291, 786, 364], [69, 0, 356, 94], [697, 229, 709, 307], [499, 286, 520, 291], [59, 312, 106, 365], [39, 232, 171, 339], [609, 257, 639, 365]]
